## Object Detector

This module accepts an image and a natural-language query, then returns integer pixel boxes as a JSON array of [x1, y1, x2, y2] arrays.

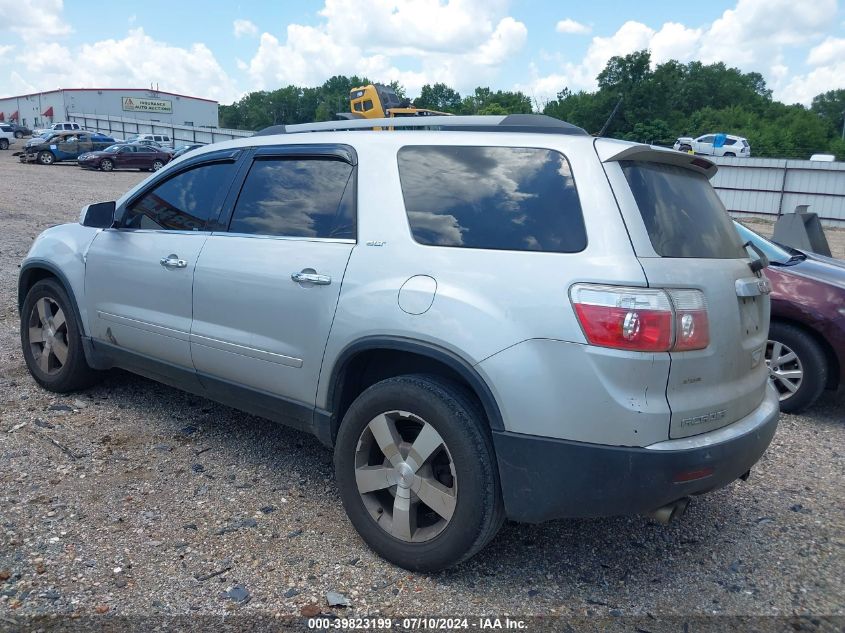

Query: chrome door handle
[[160, 255, 188, 269], [291, 271, 332, 285]]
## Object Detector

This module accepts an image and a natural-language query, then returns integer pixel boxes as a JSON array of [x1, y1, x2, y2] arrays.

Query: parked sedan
[[735, 221, 845, 412], [77, 143, 170, 172], [171, 143, 203, 159]]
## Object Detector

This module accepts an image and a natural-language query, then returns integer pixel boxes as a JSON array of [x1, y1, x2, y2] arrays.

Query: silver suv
[[18, 115, 779, 571]]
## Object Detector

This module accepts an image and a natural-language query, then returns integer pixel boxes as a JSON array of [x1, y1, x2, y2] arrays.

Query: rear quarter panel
[[316, 133, 649, 423]]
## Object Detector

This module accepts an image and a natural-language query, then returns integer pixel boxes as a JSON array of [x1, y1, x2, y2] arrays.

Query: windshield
[[732, 221, 792, 264]]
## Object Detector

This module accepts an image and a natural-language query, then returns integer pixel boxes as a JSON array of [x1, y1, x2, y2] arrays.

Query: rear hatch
[[598, 141, 770, 439]]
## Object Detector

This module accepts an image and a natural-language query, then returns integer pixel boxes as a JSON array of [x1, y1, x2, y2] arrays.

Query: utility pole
[[841, 110, 844, 140]]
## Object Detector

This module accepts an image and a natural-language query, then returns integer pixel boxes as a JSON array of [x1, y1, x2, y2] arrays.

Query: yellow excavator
[[337, 84, 451, 120]]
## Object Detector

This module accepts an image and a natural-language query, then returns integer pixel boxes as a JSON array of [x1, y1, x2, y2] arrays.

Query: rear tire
[[37, 150, 54, 165], [334, 375, 504, 571], [724, 152, 736, 157], [14, 131, 23, 139], [767, 322, 827, 413], [20, 279, 101, 393]]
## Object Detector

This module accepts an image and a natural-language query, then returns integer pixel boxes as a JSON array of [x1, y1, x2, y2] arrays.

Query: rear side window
[[123, 161, 237, 231], [398, 146, 586, 253], [229, 159, 355, 239], [620, 161, 746, 258]]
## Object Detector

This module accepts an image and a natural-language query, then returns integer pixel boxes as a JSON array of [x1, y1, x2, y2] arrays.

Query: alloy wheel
[[766, 339, 803, 401], [28, 297, 69, 376], [354, 410, 457, 543]]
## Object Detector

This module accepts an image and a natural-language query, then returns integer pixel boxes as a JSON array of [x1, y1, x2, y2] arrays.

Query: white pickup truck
[[674, 133, 751, 157]]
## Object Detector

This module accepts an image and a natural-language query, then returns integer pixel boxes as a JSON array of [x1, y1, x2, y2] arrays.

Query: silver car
[[18, 115, 779, 571]]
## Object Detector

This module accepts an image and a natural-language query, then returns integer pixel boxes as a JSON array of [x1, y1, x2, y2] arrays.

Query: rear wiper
[[744, 241, 769, 273]]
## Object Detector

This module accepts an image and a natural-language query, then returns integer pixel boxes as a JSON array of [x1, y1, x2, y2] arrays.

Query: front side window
[[398, 146, 587, 253], [229, 158, 355, 239], [122, 161, 237, 231], [698, 135, 715, 144]]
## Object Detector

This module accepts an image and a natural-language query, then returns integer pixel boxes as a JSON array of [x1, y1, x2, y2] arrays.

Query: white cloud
[[11, 28, 238, 103], [778, 39, 845, 104], [246, 0, 526, 94], [699, 0, 836, 66], [233, 19, 259, 38], [527, 0, 840, 105], [556, 19, 590, 35], [0, 0, 71, 40], [806, 37, 845, 67]]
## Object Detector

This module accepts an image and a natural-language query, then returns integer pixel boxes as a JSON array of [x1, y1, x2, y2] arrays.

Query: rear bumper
[[493, 384, 779, 523]]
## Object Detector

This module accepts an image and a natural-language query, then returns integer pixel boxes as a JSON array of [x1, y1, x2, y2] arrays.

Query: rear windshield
[[620, 161, 746, 258]]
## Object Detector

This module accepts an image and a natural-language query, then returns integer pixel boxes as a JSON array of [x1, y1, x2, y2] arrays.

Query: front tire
[[151, 159, 164, 171], [21, 279, 100, 393], [0, 138, 8, 150], [334, 375, 504, 571], [100, 159, 113, 172], [14, 131, 23, 139], [766, 322, 827, 413], [37, 150, 54, 165]]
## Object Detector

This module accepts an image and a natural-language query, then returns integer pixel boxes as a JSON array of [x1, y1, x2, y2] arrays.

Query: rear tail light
[[570, 284, 709, 352], [666, 289, 709, 351]]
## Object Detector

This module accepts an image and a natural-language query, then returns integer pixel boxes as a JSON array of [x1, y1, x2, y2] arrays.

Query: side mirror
[[80, 201, 116, 228]]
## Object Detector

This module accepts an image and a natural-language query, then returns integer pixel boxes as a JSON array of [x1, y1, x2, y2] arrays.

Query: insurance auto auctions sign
[[121, 97, 172, 113]]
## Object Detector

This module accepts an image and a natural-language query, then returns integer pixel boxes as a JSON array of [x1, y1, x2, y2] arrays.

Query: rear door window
[[620, 161, 746, 258], [228, 158, 355, 239], [397, 146, 586, 253]]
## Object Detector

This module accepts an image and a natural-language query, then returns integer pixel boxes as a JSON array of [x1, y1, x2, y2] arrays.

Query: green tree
[[414, 83, 462, 112], [811, 89, 845, 139]]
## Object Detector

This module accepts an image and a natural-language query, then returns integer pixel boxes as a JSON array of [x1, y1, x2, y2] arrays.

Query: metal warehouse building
[[0, 88, 218, 129]]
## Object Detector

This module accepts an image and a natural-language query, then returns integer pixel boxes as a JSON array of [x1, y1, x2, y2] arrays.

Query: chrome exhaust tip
[[647, 497, 691, 525]]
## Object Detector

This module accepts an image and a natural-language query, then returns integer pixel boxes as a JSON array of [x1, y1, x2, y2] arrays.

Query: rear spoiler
[[595, 140, 718, 179]]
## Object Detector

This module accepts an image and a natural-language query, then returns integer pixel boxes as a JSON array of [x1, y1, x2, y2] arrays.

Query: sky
[[1, 0, 844, 107]]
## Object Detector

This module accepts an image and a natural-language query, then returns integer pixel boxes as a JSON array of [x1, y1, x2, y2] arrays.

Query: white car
[[674, 133, 751, 158], [32, 122, 84, 136], [125, 133, 173, 148], [0, 123, 15, 150]]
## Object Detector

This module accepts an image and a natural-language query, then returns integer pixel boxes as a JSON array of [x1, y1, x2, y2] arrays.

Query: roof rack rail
[[253, 114, 587, 137]]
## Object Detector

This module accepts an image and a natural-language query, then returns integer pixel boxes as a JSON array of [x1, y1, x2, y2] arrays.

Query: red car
[[736, 222, 845, 412], [77, 143, 170, 172]]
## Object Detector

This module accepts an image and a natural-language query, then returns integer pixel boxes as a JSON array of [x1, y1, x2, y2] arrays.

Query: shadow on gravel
[[75, 367, 805, 599]]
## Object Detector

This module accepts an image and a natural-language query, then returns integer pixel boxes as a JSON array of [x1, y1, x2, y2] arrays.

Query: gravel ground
[[0, 155, 843, 627]]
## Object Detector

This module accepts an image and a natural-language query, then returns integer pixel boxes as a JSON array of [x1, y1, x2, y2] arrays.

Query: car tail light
[[667, 289, 709, 351], [570, 284, 710, 352], [570, 284, 673, 352]]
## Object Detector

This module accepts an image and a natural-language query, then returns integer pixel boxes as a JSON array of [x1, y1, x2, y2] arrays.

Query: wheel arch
[[324, 337, 505, 445], [18, 261, 86, 337], [770, 316, 840, 390]]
